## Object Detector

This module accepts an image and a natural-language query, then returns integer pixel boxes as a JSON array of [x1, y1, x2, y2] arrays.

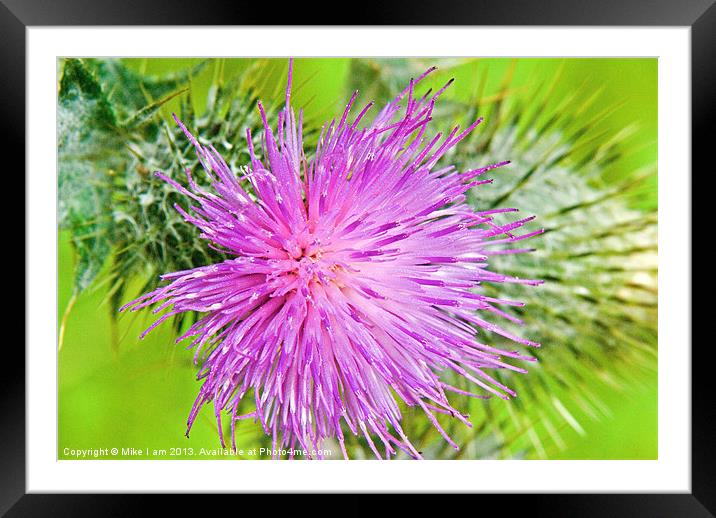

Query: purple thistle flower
[[121, 60, 543, 459]]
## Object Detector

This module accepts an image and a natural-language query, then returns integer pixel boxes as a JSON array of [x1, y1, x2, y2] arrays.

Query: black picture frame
[[7, 0, 706, 515]]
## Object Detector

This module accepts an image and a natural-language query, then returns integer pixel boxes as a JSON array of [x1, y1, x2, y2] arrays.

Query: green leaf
[[85, 59, 208, 120], [58, 58, 122, 291], [57, 58, 217, 300]]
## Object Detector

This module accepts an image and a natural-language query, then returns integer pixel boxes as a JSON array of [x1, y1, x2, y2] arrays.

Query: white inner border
[[28, 27, 691, 493]]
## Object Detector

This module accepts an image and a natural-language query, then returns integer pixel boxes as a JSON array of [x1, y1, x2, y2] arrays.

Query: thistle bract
[[122, 61, 542, 459]]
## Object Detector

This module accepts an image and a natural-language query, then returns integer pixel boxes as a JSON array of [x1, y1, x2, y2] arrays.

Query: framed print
[[7, 0, 708, 514]]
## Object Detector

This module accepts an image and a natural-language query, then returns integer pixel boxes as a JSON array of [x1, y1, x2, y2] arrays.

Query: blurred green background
[[58, 58, 657, 460]]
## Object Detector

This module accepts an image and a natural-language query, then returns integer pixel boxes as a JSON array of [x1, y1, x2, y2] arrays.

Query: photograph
[[57, 56, 658, 461]]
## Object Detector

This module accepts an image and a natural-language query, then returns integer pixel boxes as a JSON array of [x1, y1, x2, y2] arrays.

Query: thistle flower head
[[122, 60, 542, 459]]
